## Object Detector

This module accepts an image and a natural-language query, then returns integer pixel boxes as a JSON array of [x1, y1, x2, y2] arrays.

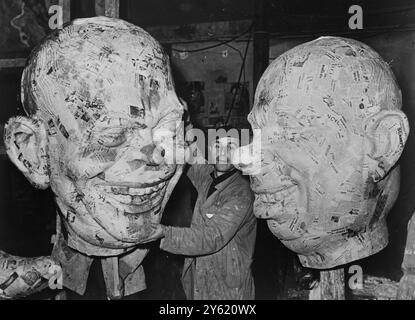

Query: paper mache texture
[[236, 36, 409, 269], [5, 16, 185, 258]]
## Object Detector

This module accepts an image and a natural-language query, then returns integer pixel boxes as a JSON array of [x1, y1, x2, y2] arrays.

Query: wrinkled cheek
[[65, 157, 114, 182], [105, 163, 176, 184], [63, 144, 119, 180], [275, 143, 320, 180]]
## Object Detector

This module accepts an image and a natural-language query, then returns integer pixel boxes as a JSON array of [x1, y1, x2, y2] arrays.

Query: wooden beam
[[95, 0, 105, 16], [0, 58, 26, 69], [309, 268, 345, 300], [59, 0, 71, 23], [253, 0, 269, 93], [95, 0, 119, 18], [146, 20, 252, 44], [105, 0, 119, 18], [319, 268, 345, 300]]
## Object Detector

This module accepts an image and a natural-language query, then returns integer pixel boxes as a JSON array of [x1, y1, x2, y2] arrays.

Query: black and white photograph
[[0, 0, 414, 310]]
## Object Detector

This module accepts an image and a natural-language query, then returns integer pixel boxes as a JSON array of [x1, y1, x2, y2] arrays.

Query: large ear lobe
[[364, 110, 410, 182], [4, 116, 50, 189]]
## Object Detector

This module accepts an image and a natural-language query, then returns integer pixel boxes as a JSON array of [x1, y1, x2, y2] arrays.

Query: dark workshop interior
[[0, 0, 414, 300]]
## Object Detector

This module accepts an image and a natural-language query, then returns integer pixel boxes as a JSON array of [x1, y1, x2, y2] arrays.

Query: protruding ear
[[364, 110, 409, 182], [4, 116, 50, 189]]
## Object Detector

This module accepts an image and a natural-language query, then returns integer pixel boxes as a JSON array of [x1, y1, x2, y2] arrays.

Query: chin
[[214, 164, 234, 172]]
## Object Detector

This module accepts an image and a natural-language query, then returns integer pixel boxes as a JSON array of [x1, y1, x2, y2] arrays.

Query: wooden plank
[[95, 0, 105, 16], [0, 58, 26, 68], [105, 0, 119, 18], [309, 268, 345, 300], [95, 0, 119, 18], [146, 20, 252, 44], [253, 0, 269, 93], [320, 268, 345, 300], [59, 0, 71, 23]]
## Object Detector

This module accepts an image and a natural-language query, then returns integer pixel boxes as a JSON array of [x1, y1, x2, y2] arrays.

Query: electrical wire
[[225, 43, 247, 84], [224, 26, 253, 126], [172, 23, 254, 53]]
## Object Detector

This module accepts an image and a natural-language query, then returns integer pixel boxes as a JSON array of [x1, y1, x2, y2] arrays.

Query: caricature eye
[[97, 128, 127, 147]]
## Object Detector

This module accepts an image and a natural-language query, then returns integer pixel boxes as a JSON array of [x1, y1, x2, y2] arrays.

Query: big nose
[[218, 147, 228, 159], [232, 144, 261, 175], [143, 144, 165, 166]]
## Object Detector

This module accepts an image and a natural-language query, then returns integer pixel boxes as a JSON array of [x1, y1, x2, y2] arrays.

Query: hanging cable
[[225, 43, 247, 84], [224, 25, 253, 126], [172, 23, 253, 53]]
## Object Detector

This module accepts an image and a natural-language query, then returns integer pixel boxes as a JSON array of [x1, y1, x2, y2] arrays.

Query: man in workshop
[[154, 132, 257, 300]]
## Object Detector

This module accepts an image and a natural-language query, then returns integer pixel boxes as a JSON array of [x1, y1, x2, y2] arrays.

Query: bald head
[[238, 36, 409, 268], [5, 17, 185, 256]]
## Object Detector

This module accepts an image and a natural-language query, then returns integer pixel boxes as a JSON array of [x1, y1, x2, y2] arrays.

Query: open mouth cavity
[[96, 181, 167, 213]]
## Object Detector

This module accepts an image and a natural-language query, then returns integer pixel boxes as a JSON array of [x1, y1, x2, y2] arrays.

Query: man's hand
[[0, 252, 61, 299], [137, 223, 165, 244], [397, 274, 415, 300]]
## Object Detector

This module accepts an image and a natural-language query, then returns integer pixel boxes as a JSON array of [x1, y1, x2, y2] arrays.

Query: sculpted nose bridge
[[218, 146, 227, 157], [232, 143, 261, 175], [140, 143, 165, 166], [104, 143, 166, 181]]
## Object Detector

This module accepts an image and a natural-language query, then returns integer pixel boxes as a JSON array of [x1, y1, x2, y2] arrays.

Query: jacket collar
[[207, 166, 239, 199]]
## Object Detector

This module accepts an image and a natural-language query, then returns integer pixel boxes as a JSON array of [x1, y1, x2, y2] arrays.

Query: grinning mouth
[[95, 181, 167, 212]]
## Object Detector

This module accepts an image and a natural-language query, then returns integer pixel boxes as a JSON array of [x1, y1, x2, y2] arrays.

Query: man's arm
[[186, 163, 210, 191], [160, 188, 253, 256]]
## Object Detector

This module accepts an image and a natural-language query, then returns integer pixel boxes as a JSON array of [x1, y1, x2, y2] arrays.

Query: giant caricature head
[[4, 17, 185, 256], [235, 37, 409, 269]]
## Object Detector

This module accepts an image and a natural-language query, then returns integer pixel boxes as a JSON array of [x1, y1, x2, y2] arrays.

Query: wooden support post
[[95, 0, 119, 18], [105, 0, 119, 18], [59, 0, 71, 23], [95, 0, 105, 16], [309, 268, 345, 300], [253, 0, 269, 93]]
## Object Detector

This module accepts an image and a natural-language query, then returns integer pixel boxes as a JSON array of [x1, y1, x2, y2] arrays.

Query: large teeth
[[97, 182, 166, 197], [129, 187, 151, 196]]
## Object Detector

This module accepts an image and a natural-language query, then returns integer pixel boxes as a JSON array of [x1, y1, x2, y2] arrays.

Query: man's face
[[212, 138, 238, 173], [20, 17, 184, 251]]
